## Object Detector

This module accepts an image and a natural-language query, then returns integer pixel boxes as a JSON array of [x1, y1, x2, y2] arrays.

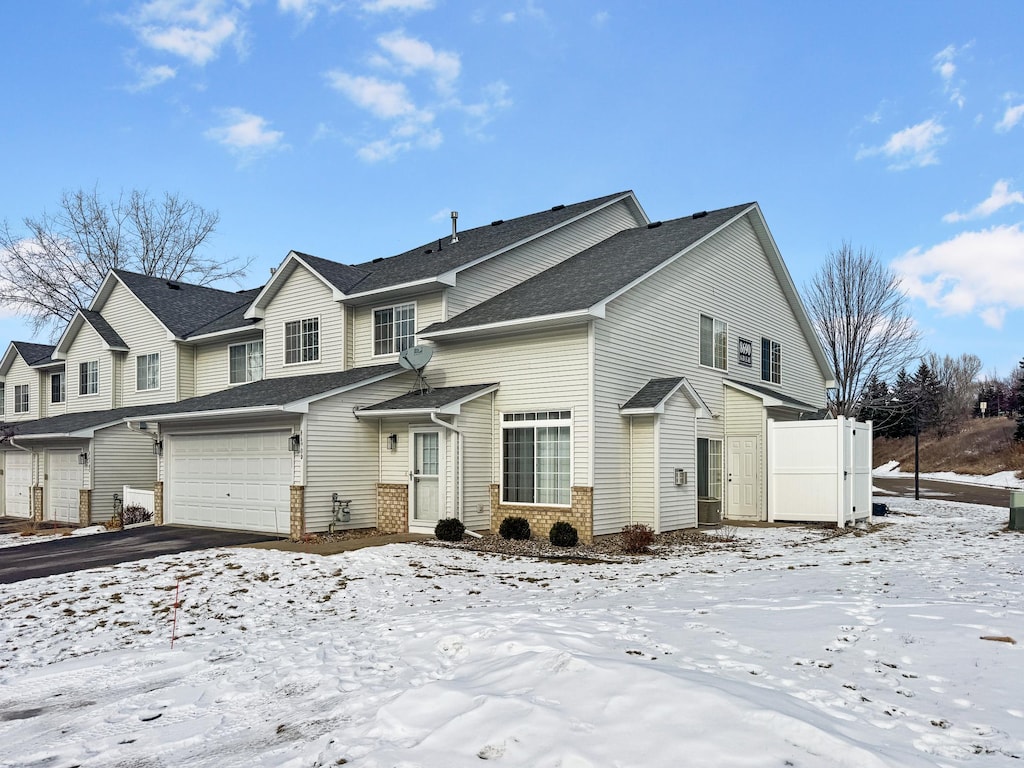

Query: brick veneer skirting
[[32, 486, 43, 523], [290, 485, 305, 540], [153, 481, 164, 526], [79, 489, 92, 527], [377, 483, 409, 533], [489, 484, 594, 543]]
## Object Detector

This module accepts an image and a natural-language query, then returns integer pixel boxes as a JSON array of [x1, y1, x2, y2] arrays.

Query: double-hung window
[[761, 338, 781, 384], [79, 361, 99, 395], [0, 383, 4, 415], [284, 318, 319, 364], [699, 314, 727, 370], [502, 411, 571, 505], [697, 438, 723, 500], [373, 303, 416, 356], [14, 384, 29, 414], [50, 372, 65, 404], [229, 340, 264, 383], [136, 353, 160, 391]]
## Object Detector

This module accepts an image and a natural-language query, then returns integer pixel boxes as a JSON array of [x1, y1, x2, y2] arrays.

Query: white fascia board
[[244, 251, 349, 320], [87, 271, 120, 312], [679, 378, 713, 418], [0, 343, 21, 375], [183, 322, 263, 344], [724, 380, 818, 412], [418, 309, 597, 340], [126, 405, 296, 425], [343, 275, 455, 303], [620, 378, 705, 417], [591, 205, 756, 317], [53, 312, 86, 359], [354, 384, 500, 418]]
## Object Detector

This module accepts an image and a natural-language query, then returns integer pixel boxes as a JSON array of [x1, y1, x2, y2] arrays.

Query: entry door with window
[[727, 435, 758, 520], [410, 429, 442, 529]]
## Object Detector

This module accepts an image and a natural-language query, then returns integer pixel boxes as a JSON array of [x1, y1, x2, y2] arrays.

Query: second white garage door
[[4, 451, 32, 519], [47, 450, 82, 524], [166, 431, 292, 534]]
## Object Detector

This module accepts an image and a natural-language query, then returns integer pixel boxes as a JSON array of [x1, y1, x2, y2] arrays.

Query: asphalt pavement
[[0, 525, 280, 584], [873, 476, 1015, 508]]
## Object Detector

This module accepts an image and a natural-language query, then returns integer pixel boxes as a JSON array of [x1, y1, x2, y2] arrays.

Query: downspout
[[430, 412, 466, 526], [628, 416, 634, 525]]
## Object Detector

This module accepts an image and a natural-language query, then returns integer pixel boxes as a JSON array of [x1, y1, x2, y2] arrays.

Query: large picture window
[[697, 438, 723, 500], [79, 361, 99, 395], [14, 384, 29, 414], [700, 314, 727, 370], [50, 372, 65, 404], [502, 411, 571, 505], [136, 353, 160, 391], [229, 340, 264, 383], [373, 303, 416, 356], [761, 338, 781, 384], [284, 318, 319, 364]]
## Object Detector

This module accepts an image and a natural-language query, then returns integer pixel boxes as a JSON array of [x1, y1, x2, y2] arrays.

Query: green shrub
[[498, 515, 531, 540], [122, 504, 153, 526], [621, 523, 655, 554], [549, 521, 579, 547], [434, 518, 466, 542]]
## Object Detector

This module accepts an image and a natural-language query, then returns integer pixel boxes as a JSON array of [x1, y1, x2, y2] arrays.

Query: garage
[[46, 450, 82, 524], [166, 431, 293, 534], [4, 452, 32, 519]]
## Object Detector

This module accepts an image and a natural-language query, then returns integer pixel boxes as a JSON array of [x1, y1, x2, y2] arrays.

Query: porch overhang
[[620, 376, 714, 418], [724, 379, 820, 413], [354, 383, 499, 418]]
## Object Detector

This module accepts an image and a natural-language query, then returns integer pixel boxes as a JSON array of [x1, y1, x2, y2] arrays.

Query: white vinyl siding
[[658, 394, 697, 531], [177, 345, 196, 399], [446, 198, 646, 318], [193, 335, 263, 395], [3, 356, 38, 421], [629, 416, 656, 528], [457, 393, 495, 531], [64, 321, 113, 412], [592, 214, 827, 535], [90, 425, 159, 524], [263, 264, 343, 378], [349, 292, 443, 369], [229, 340, 264, 383]]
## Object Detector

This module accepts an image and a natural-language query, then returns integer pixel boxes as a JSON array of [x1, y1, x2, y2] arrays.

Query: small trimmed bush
[[434, 517, 466, 542], [122, 504, 153, 526], [498, 515, 531, 541], [549, 521, 579, 548], [621, 523, 655, 554]]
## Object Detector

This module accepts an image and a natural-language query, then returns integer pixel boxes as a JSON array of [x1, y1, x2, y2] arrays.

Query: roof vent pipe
[[450, 211, 459, 244]]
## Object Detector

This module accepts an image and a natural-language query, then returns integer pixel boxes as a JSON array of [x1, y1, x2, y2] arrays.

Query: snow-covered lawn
[[1, 498, 1021, 767]]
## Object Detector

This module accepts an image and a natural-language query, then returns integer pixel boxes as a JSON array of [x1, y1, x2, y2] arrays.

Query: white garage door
[[167, 431, 292, 534], [4, 452, 32, 519], [47, 450, 82, 524]]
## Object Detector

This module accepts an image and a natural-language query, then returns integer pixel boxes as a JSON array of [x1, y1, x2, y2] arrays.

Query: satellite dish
[[398, 345, 433, 372]]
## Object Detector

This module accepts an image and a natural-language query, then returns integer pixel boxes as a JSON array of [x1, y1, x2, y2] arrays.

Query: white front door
[[409, 429, 443, 531], [4, 452, 32, 519], [727, 435, 758, 520], [47, 450, 82, 524]]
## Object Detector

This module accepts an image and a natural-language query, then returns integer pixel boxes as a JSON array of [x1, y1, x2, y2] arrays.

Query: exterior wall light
[[288, 434, 301, 452], [78, 451, 89, 466], [387, 433, 398, 451]]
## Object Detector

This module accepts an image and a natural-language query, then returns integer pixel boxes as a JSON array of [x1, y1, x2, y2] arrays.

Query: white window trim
[[698, 313, 729, 372], [135, 352, 162, 392], [14, 384, 30, 414], [370, 300, 418, 359], [499, 409, 574, 508], [0, 383, 5, 416], [229, 340, 265, 384], [697, 437, 723, 501], [761, 337, 781, 384], [79, 360, 100, 397], [282, 316, 321, 367], [50, 372, 65, 404]]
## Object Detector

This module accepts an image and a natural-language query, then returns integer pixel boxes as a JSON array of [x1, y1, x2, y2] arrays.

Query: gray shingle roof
[[185, 288, 263, 337], [421, 203, 752, 335], [726, 379, 820, 412], [357, 383, 497, 412], [293, 192, 633, 295], [112, 270, 256, 338], [621, 378, 685, 410], [80, 310, 128, 349], [12, 341, 56, 366], [3, 403, 175, 437]]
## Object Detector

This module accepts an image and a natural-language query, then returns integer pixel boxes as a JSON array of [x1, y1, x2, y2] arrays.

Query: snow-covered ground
[[1, 498, 1021, 767], [873, 461, 1024, 490]]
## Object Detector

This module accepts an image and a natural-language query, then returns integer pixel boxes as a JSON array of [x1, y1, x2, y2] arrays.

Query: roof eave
[[354, 383, 499, 418], [343, 275, 456, 304], [183, 323, 264, 343], [419, 309, 598, 340], [127, 405, 298, 425]]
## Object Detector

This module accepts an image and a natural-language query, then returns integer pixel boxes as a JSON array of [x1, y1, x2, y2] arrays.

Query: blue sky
[[2, 1, 1023, 379]]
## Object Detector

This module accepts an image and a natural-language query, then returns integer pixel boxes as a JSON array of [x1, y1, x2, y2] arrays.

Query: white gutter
[[419, 309, 596, 340], [125, 405, 302, 425], [430, 413, 464, 522]]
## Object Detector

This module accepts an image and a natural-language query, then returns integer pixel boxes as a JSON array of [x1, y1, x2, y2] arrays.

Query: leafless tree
[[805, 242, 921, 418], [927, 352, 983, 437], [0, 187, 250, 339]]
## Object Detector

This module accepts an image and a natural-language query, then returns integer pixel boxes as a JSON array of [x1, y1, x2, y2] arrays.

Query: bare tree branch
[[0, 187, 252, 340], [805, 242, 921, 418]]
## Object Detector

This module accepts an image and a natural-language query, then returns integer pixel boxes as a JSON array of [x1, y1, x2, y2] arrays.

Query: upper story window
[[50, 372, 65, 404], [501, 410, 572, 506], [79, 361, 99, 395], [373, 303, 416, 356], [284, 318, 319, 364], [761, 338, 781, 384], [0, 382, 4, 415], [230, 340, 264, 384], [14, 384, 29, 414], [136, 353, 160, 391], [699, 314, 727, 370]]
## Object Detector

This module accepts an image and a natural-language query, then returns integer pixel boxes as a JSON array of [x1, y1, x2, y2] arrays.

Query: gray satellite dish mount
[[398, 345, 434, 393]]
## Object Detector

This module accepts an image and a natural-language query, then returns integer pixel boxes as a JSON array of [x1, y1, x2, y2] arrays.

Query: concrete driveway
[[0, 525, 281, 584]]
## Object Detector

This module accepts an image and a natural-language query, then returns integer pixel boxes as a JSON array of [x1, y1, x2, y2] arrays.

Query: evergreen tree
[[1014, 359, 1024, 442], [913, 361, 942, 435], [889, 368, 916, 438]]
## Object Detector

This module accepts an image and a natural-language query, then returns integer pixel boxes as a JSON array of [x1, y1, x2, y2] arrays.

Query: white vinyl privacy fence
[[767, 417, 872, 525]]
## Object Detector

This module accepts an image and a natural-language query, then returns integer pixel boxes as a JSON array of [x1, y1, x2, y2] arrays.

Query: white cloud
[[126, 64, 177, 92], [205, 108, 286, 159], [856, 118, 946, 170], [943, 179, 1024, 223], [500, 11, 517, 23], [893, 224, 1024, 329], [933, 42, 970, 109], [376, 31, 460, 93], [123, 0, 246, 66], [995, 102, 1024, 132], [325, 72, 417, 118], [592, 11, 609, 26], [360, 0, 435, 12]]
